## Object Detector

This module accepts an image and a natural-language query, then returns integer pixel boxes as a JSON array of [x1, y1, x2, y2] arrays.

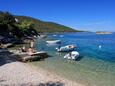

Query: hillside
[[16, 16, 80, 33]]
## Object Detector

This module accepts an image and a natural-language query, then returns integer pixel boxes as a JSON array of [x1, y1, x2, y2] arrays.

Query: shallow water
[[30, 32, 115, 86]]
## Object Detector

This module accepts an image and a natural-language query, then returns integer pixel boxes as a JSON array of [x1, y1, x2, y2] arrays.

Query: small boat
[[46, 40, 61, 44], [64, 51, 79, 60], [56, 45, 76, 52]]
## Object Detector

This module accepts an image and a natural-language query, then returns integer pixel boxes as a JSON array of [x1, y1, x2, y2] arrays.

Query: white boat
[[46, 40, 61, 44], [64, 51, 79, 60], [56, 45, 76, 52]]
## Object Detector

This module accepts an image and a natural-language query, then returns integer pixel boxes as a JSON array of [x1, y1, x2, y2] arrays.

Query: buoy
[[99, 45, 102, 49]]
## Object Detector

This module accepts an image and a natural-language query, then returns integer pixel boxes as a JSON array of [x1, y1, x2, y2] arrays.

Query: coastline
[[0, 61, 84, 86], [0, 47, 84, 86], [1, 32, 115, 86], [0, 5, 115, 86]]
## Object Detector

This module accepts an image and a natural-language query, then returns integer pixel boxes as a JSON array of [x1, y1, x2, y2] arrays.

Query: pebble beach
[[0, 49, 84, 86]]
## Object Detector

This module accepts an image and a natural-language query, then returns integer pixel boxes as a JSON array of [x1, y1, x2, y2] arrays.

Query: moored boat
[[46, 40, 61, 44], [56, 45, 76, 52], [64, 51, 79, 60]]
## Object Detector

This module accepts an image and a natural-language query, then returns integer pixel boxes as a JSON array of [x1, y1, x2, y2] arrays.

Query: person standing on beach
[[30, 40, 34, 48]]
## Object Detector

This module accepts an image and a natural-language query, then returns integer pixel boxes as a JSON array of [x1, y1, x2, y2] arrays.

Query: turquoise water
[[30, 32, 115, 86]]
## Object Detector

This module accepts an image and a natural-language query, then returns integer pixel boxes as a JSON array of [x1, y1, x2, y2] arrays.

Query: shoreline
[[0, 49, 85, 86], [1, 32, 115, 86], [0, 61, 85, 86]]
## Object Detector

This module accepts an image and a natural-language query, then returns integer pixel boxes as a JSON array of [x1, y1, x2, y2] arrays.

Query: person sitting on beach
[[27, 47, 37, 56], [28, 47, 35, 52], [22, 46, 26, 52], [19, 46, 26, 52]]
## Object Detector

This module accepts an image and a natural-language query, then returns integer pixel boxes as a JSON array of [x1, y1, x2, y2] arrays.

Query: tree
[[0, 11, 15, 25], [16, 20, 37, 36], [0, 11, 16, 36], [0, 11, 38, 38]]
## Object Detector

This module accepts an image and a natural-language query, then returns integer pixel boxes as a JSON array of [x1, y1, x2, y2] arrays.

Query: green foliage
[[16, 20, 38, 36], [16, 16, 80, 33], [0, 11, 38, 38], [0, 11, 16, 36], [0, 11, 80, 39], [17, 20, 33, 29], [0, 11, 15, 25]]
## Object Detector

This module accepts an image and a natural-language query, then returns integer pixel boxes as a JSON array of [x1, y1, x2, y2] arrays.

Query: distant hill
[[16, 16, 81, 33]]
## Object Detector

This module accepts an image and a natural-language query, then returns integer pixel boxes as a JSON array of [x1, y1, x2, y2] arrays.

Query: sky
[[0, 0, 115, 31]]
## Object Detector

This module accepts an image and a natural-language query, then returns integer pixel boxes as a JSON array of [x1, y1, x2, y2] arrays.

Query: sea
[[30, 32, 115, 86]]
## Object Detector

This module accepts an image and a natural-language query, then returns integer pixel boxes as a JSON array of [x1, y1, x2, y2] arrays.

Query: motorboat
[[64, 51, 79, 60], [46, 40, 61, 44], [56, 45, 76, 52]]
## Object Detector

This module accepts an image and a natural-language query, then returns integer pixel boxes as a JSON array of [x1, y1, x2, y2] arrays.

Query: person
[[22, 46, 26, 52], [18, 46, 26, 52], [28, 47, 34, 53], [30, 40, 34, 48]]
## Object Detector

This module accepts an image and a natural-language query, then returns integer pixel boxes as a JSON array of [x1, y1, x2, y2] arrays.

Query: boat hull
[[56, 45, 76, 52], [64, 51, 79, 60], [46, 40, 61, 44]]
